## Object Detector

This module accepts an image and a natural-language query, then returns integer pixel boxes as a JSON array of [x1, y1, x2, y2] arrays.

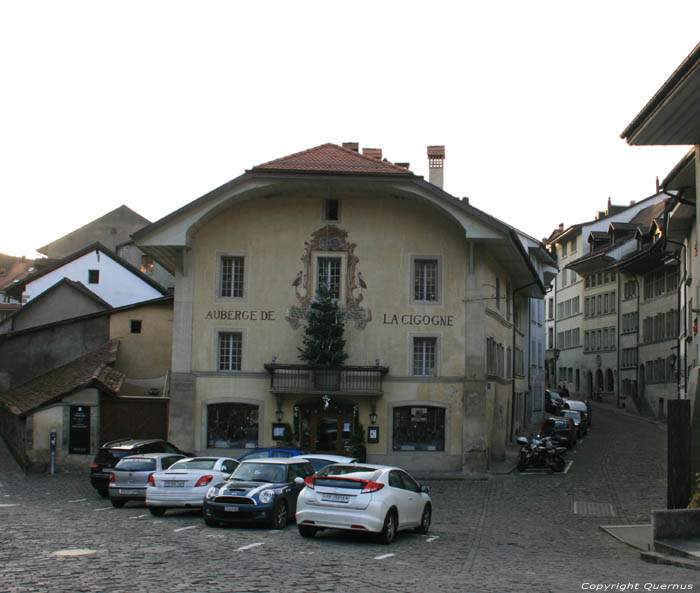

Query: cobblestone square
[[1, 403, 697, 593]]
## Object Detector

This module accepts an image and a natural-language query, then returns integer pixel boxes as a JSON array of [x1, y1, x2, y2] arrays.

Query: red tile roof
[[0, 340, 124, 416], [252, 143, 415, 176]]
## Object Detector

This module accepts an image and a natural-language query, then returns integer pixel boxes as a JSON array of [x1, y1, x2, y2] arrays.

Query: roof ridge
[[252, 142, 414, 175]]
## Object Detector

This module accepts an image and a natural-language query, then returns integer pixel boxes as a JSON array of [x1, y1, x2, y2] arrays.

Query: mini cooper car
[[202, 457, 314, 528], [146, 457, 240, 516], [109, 453, 186, 507], [295, 463, 432, 544]]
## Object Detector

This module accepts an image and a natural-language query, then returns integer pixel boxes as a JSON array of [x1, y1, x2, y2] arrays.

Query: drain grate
[[573, 501, 616, 517]]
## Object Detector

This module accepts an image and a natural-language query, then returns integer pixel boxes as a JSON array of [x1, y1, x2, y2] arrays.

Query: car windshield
[[230, 462, 287, 483], [170, 458, 218, 470], [115, 458, 156, 471], [563, 412, 580, 421]]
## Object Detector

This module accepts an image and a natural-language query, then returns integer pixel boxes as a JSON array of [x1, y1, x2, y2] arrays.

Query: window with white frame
[[412, 337, 437, 376], [317, 256, 342, 299], [218, 331, 243, 371], [219, 255, 245, 299], [412, 257, 440, 303]]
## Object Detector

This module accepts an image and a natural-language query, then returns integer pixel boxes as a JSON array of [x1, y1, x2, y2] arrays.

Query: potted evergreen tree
[[298, 283, 348, 390]]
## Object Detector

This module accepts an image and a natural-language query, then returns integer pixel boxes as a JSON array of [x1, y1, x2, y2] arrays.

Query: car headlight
[[205, 486, 218, 500], [259, 489, 275, 504]]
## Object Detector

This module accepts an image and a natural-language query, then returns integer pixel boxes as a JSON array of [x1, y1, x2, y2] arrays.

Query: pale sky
[[1, 1, 699, 258]]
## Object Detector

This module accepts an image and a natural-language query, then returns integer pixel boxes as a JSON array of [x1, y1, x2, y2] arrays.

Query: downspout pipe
[[664, 239, 686, 400], [661, 188, 687, 400]]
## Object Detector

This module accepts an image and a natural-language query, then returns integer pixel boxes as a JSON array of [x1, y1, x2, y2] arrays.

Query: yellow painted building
[[134, 143, 549, 472]]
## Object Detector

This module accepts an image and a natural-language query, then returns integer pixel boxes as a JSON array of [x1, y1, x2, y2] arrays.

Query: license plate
[[224, 506, 239, 513], [322, 494, 349, 503], [164, 481, 186, 488], [118, 489, 141, 495]]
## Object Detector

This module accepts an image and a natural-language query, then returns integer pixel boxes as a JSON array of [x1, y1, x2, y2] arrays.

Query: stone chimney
[[363, 147, 382, 160], [427, 145, 445, 188], [342, 142, 359, 152]]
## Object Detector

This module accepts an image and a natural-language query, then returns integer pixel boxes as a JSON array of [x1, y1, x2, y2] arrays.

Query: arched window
[[392, 406, 445, 452], [206, 402, 259, 449]]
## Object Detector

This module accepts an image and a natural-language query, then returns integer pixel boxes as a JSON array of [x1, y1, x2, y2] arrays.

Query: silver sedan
[[109, 453, 186, 508], [146, 457, 239, 516]]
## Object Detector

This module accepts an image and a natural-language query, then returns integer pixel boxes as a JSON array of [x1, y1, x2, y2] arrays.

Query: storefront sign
[[69, 406, 90, 455], [205, 310, 275, 321], [382, 313, 454, 327]]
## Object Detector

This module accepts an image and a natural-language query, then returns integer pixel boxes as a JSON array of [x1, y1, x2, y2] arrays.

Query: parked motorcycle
[[516, 435, 567, 473]]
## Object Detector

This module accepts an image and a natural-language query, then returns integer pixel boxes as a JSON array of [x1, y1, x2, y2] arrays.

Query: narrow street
[[0, 403, 696, 593]]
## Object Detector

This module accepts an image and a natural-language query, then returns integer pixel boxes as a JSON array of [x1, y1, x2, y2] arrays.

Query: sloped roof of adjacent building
[[0, 278, 113, 330], [252, 143, 415, 176], [37, 205, 151, 257], [621, 41, 700, 145], [0, 256, 36, 292], [0, 340, 124, 416], [5, 242, 168, 300]]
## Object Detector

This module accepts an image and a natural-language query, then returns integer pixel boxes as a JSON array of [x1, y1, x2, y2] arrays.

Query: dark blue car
[[236, 447, 303, 461], [203, 457, 314, 528]]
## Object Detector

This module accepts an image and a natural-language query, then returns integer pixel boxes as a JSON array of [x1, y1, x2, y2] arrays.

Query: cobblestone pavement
[[1, 404, 698, 593]]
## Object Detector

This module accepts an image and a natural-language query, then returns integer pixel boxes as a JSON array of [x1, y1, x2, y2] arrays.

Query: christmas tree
[[298, 283, 348, 368]]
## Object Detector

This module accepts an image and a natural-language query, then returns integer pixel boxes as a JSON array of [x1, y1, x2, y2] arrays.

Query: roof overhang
[[566, 253, 615, 276], [622, 42, 700, 145], [134, 171, 543, 294]]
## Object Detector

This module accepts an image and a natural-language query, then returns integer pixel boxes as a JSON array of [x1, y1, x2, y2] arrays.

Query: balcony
[[264, 364, 389, 396]]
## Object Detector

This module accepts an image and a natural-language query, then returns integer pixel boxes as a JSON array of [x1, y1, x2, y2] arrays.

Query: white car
[[295, 463, 432, 544], [146, 457, 239, 516], [297, 454, 358, 473]]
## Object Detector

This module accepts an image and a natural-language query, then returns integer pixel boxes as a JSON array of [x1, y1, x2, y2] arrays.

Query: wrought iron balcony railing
[[263, 364, 389, 396]]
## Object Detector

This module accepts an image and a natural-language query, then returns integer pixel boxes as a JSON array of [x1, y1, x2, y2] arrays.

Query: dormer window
[[324, 199, 339, 221]]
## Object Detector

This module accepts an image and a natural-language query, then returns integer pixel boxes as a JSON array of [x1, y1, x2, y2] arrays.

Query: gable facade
[[135, 143, 545, 472]]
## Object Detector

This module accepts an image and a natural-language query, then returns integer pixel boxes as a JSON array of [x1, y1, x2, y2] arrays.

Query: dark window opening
[[130, 320, 142, 334], [325, 199, 339, 221], [88, 269, 99, 284]]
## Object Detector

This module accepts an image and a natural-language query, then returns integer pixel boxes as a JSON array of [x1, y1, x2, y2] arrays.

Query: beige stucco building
[[134, 143, 551, 472]]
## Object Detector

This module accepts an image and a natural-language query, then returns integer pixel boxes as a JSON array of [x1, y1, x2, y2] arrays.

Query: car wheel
[[378, 509, 397, 544], [414, 505, 431, 534], [149, 507, 166, 517], [298, 525, 317, 538], [98, 489, 109, 499], [270, 501, 288, 529], [204, 518, 220, 527], [111, 499, 126, 508]]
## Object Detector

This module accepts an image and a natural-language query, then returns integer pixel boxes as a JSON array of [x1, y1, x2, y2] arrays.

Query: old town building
[[134, 142, 555, 472]]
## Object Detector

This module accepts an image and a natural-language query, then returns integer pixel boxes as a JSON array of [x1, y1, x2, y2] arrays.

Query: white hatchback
[[295, 463, 432, 544], [146, 457, 239, 516]]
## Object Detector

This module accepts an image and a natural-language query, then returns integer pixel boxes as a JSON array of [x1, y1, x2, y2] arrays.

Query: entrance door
[[312, 413, 343, 453]]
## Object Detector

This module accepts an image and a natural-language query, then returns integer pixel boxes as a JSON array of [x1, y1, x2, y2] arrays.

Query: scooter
[[516, 434, 567, 473]]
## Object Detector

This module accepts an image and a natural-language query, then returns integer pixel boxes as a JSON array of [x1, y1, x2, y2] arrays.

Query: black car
[[90, 438, 192, 497], [202, 457, 314, 529], [544, 389, 566, 415]]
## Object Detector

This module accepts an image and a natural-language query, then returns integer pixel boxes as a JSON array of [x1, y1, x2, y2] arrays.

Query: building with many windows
[[545, 194, 671, 407], [133, 142, 555, 472]]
